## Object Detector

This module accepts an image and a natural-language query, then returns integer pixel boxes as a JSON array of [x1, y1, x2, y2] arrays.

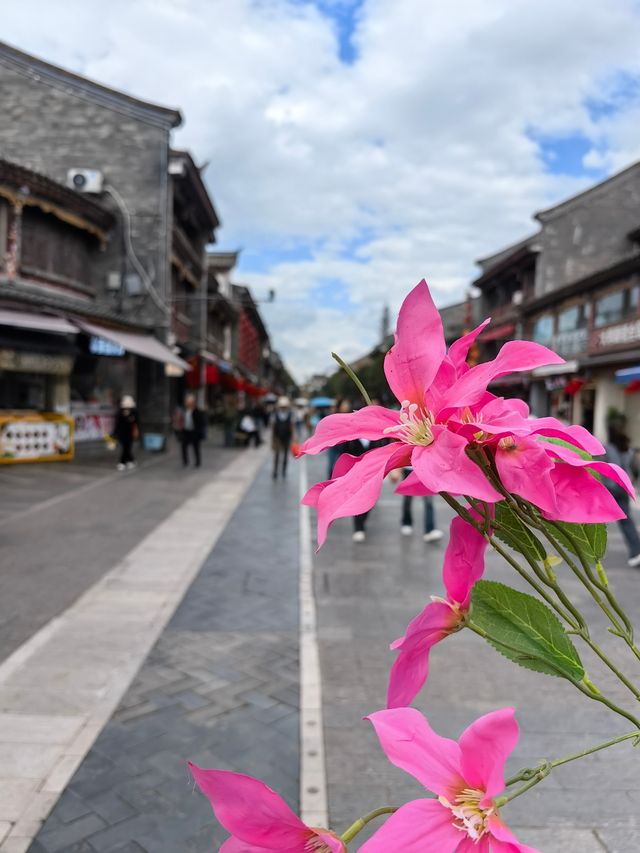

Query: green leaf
[[493, 503, 546, 564], [542, 520, 607, 563], [471, 580, 585, 682], [541, 437, 592, 461]]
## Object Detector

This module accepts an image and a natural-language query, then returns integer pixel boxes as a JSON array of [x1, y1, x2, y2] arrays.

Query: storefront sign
[[89, 336, 125, 357], [590, 320, 640, 351], [0, 349, 73, 375], [72, 404, 115, 443], [0, 414, 74, 463]]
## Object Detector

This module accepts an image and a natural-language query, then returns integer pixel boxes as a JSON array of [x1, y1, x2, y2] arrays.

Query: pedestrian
[[221, 395, 238, 448], [272, 396, 293, 479], [239, 407, 261, 447], [113, 395, 139, 471], [604, 426, 640, 566], [341, 435, 388, 542], [390, 467, 443, 542], [178, 393, 206, 468]]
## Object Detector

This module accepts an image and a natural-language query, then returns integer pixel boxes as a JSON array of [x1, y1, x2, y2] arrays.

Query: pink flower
[[388, 516, 487, 708], [361, 707, 539, 853], [494, 433, 634, 523], [188, 764, 345, 852], [300, 280, 562, 546]]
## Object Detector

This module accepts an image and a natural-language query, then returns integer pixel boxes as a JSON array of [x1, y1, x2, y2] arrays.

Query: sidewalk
[[0, 435, 237, 663], [23, 453, 301, 853], [308, 454, 640, 852]]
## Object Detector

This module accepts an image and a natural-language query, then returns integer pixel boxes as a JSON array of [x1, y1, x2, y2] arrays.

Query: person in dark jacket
[[113, 395, 140, 471], [341, 436, 389, 542], [178, 393, 206, 467], [272, 396, 294, 478]]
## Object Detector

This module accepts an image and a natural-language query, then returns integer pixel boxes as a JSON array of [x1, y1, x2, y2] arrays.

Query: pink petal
[[547, 465, 626, 522], [411, 430, 503, 503], [387, 601, 460, 708], [315, 831, 346, 852], [220, 838, 282, 853], [454, 837, 491, 852], [489, 815, 542, 852], [314, 443, 399, 546], [358, 799, 460, 853], [188, 766, 307, 848], [527, 417, 605, 456], [495, 437, 557, 515], [395, 470, 437, 496], [458, 708, 519, 803], [439, 341, 564, 411], [543, 447, 635, 499], [300, 407, 400, 455], [384, 280, 446, 406], [366, 708, 464, 799], [442, 516, 487, 609], [447, 319, 491, 374]]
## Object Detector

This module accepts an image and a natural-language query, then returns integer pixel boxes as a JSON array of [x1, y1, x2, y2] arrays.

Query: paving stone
[[307, 454, 640, 846], [31, 462, 300, 852]]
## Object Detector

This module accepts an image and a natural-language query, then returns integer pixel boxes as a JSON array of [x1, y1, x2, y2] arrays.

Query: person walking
[[179, 393, 206, 468], [390, 467, 443, 542], [605, 426, 640, 566], [113, 395, 139, 471], [272, 396, 293, 479], [341, 435, 388, 542]]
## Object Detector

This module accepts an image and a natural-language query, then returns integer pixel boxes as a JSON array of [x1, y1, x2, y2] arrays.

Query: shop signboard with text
[[589, 319, 640, 352], [0, 413, 74, 463]]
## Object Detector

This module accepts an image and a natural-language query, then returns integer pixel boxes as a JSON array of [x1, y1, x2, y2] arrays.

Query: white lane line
[[298, 456, 329, 828], [0, 447, 268, 852]]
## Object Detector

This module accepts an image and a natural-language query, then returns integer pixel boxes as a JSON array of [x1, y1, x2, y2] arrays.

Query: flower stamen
[[439, 788, 494, 840], [383, 400, 435, 446]]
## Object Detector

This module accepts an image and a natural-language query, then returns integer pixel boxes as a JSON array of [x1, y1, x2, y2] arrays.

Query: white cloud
[[4, 0, 640, 379]]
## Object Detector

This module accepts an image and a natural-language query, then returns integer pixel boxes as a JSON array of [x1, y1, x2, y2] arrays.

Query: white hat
[[277, 396, 291, 408], [121, 395, 136, 409]]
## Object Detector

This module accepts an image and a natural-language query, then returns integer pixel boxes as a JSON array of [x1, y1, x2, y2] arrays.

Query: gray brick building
[[474, 160, 640, 445], [0, 40, 220, 433]]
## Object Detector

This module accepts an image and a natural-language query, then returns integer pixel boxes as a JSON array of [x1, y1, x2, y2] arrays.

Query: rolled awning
[[480, 323, 515, 343], [531, 360, 578, 378], [78, 321, 190, 372], [615, 366, 640, 384], [0, 309, 78, 334]]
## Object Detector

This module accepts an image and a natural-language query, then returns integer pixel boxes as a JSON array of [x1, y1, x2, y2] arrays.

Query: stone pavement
[[0, 435, 238, 663], [309, 454, 640, 852], [27, 456, 301, 853]]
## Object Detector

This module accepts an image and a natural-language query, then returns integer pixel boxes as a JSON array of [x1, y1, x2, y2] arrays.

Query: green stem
[[442, 491, 578, 628], [575, 678, 640, 728], [340, 806, 398, 843], [499, 728, 640, 804], [331, 352, 373, 406]]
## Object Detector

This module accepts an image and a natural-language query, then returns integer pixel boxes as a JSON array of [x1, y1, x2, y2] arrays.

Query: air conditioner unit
[[512, 290, 523, 305], [66, 168, 104, 194]]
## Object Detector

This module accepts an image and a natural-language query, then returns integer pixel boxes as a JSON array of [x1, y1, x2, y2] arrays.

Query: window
[[557, 303, 589, 332], [532, 315, 554, 344], [594, 290, 629, 328]]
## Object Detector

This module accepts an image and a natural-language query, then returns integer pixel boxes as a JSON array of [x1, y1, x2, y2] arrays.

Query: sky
[[3, 0, 640, 381]]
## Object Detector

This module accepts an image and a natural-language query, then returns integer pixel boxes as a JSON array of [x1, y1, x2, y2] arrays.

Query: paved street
[[1, 447, 640, 851]]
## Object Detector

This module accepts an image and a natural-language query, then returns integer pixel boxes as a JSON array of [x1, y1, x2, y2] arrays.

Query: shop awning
[[78, 321, 190, 372], [480, 323, 515, 343], [0, 309, 78, 334], [201, 350, 233, 372], [531, 360, 578, 378], [615, 366, 640, 384]]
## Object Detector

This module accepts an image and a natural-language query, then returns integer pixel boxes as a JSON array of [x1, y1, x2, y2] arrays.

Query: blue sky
[[4, 0, 640, 378]]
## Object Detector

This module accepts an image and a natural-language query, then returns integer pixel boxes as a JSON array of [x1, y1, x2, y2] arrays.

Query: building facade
[[475, 160, 640, 444], [0, 40, 220, 437]]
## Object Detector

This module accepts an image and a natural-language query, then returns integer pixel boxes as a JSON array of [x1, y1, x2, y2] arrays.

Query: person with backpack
[[272, 396, 293, 479]]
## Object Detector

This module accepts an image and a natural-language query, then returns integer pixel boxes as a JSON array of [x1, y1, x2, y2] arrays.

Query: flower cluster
[[301, 281, 632, 546], [189, 281, 639, 851]]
